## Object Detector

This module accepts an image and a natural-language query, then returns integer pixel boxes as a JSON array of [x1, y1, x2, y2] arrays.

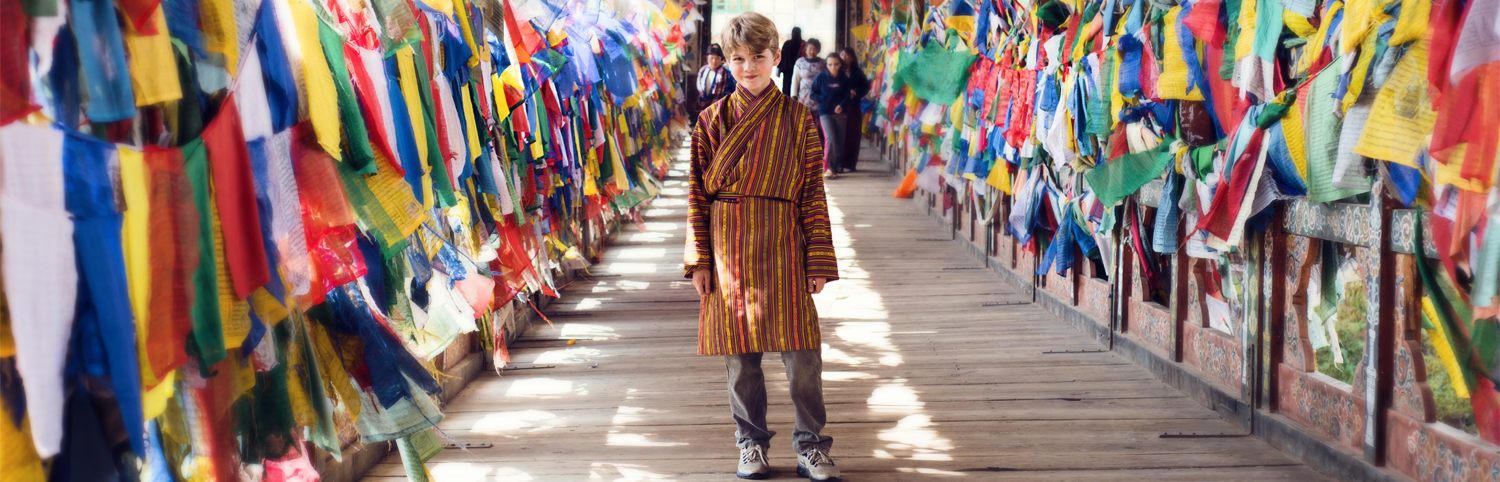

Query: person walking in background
[[685, 12, 841, 482], [810, 55, 852, 179], [789, 39, 825, 109], [777, 27, 804, 96], [836, 47, 870, 172], [697, 44, 737, 111]]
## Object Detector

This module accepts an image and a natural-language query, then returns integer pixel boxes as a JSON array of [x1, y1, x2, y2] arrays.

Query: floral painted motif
[[1048, 269, 1074, 302], [1394, 345, 1434, 420], [1133, 301, 1173, 355], [1081, 278, 1111, 322], [1389, 413, 1500, 482], [1284, 235, 1313, 371], [1390, 209, 1439, 257], [1282, 200, 1380, 247], [1186, 324, 1243, 390], [1281, 368, 1367, 450]]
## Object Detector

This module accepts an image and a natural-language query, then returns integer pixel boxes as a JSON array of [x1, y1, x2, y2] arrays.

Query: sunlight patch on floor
[[603, 263, 658, 274], [626, 232, 674, 243], [606, 431, 688, 447], [559, 323, 619, 340], [878, 414, 955, 461], [469, 410, 565, 435], [820, 344, 866, 365], [504, 378, 578, 398], [822, 371, 878, 381], [896, 467, 966, 476], [429, 463, 498, 482], [531, 346, 603, 364], [588, 463, 679, 482], [613, 247, 668, 259], [590, 280, 652, 293]]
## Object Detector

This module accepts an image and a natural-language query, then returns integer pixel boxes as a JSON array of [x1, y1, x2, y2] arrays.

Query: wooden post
[[1366, 198, 1398, 465], [1171, 222, 1186, 362], [1268, 212, 1286, 412]]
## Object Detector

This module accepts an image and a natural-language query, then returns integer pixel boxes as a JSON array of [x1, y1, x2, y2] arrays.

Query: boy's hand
[[808, 277, 828, 294], [835, 105, 843, 114], [693, 267, 713, 296]]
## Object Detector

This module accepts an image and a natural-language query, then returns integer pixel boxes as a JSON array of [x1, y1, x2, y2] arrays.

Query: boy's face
[[707, 54, 723, 69], [725, 47, 779, 94]]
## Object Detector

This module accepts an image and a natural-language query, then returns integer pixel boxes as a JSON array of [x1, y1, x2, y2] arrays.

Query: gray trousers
[[819, 114, 846, 173], [724, 349, 832, 455]]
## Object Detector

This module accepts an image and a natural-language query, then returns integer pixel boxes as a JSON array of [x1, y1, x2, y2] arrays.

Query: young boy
[[682, 11, 841, 482]]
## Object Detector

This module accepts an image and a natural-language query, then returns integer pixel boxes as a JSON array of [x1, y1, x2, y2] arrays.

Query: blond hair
[[720, 12, 779, 56]]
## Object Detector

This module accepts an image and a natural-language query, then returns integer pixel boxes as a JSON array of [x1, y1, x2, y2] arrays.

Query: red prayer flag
[[143, 147, 199, 381], [503, 0, 534, 64], [203, 97, 271, 299]]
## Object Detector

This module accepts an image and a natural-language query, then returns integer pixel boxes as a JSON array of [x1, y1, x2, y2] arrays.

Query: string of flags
[[0, 0, 694, 478], [868, 0, 1500, 443]]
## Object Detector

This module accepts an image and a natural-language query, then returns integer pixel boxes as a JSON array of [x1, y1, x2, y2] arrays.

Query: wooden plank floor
[[361, 146, 1327, 481]]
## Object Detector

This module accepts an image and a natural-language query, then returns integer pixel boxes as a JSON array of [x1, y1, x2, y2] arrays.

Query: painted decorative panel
[[1047, 269, 1074, 302], [1081, 278, 1111, 323], [1184, 323, 1243, 391], [1283, 235, 1314, 372], [1280, 365, 1368, 451], [1390, 209, 1439, 257], [1283, 200, 1380, 247], [1188, 258, 1204, 328], [1017, 245, 1036, 279], [1132, 300, 1174, 356], [1388, 412, 1500, 482]]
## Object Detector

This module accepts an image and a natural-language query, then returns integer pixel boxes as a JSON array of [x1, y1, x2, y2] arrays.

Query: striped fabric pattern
[[684, 86, 839, 356]]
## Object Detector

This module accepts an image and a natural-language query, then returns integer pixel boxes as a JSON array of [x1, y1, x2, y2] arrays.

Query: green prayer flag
[[318, 20, 378, 175], [182, 140, 226, 368], [411, 50, 459, 208], [1085, 139, 1175, 207], [891, 42, 978, 105]]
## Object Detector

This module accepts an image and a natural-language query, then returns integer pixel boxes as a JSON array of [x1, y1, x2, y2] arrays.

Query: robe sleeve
[[683, 113, 715, 278], [798, 111, 840, 280]]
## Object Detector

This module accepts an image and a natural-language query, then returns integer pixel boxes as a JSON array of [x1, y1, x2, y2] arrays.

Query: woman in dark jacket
[[778, 27, 804, 95], [809, 55, 855, 178], [837, 47, 870, 172]]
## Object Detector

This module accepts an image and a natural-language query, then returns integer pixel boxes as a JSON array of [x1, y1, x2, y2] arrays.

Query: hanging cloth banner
[[62, 131, 147, 458], [0, 124, 76, 458], [204, 97, 273, 299]]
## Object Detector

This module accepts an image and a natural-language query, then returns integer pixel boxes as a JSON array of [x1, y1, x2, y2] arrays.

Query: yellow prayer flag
[[1281, 99, 1311, 180], [124, 9, 183, 106], [201, 0, 239, 74], [461, 85, 483, 162], [1353, 39, 1434, 167], [1390, 0, 1430, 46], [141, 371, 176, 420], [210, 192, 252, 349], [1342, 33, 1381, 112], [1158, 7, 1206, 101], [291, 0, 344, 161], [418, 0, 454, 15], [1423, 297, 1470, 398], [119, 147, 159, 386], [0, 396, 45, 480]]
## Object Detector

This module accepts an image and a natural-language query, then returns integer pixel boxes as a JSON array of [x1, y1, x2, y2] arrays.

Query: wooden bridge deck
[[361, 147, 1326, 481]]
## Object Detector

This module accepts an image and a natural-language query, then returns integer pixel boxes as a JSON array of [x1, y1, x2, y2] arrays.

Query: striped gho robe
[[684, 86, 839, 356]]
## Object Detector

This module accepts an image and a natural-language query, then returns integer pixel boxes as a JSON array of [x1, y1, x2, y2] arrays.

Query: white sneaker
[[736, 446, 770, 480], [797, 450, 840, 481]]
